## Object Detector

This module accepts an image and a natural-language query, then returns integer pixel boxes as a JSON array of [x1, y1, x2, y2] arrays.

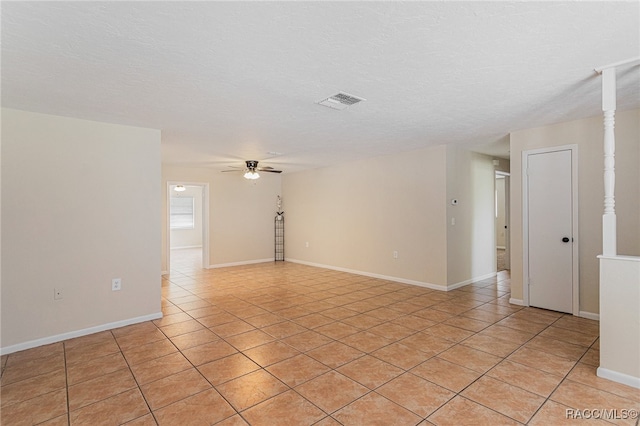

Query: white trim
[[504, 175, 511, 270], [570, 148, 580, 316], [170, 245, 203, 250], [447, 272, 497, 291], [598, 254, 640, 262], [201, 184, 210, 269], [509, 298, 525, 306], [166, 182, 210, 271], [446, 280, 472, 291], [578, 311, 600, 321], [208, 258, 274, 269], [495, 171, 509, 269], [286, 258, 447, 291], [597, 367, 640, 389], [594, 56, 640, 73], [522, 150, 530, 308], [0, 312, 163, 355], [522, 144, 580, 315]]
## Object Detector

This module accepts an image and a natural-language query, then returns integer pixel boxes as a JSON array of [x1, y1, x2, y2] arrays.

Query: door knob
[[562, 237, 570, 243]]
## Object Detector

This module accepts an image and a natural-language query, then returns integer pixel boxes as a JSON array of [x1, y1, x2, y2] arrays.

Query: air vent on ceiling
[[317, 92, 366, 111]]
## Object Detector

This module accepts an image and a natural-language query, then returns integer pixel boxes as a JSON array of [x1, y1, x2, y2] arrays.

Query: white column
[[601, 68, 616, 256]]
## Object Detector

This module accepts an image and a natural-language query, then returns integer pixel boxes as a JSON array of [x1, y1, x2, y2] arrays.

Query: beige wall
[[446, 147, 497, 286], [283, 146, 449, 287], [510, 109, 640, 314], [161, 166, 281, 271], [599, 256, 640, 386], [169, 185, 203, 249], [613, 110, 640, 256], [1, 109, 161, 351], [494, 157, 511, 174]]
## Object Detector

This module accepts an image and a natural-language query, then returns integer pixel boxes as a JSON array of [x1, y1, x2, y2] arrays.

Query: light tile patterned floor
[[2, 251, 639, 425]]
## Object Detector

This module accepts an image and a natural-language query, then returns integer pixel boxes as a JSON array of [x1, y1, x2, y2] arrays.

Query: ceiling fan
[[222, 160, 282, 180]]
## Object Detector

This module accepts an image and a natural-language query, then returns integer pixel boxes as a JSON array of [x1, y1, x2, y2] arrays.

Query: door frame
[[166, 181, 210, 271], [496, 171, 511, 270], [522, 144, 579, 315]]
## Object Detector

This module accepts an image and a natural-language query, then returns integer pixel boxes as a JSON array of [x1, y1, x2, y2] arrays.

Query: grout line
[[6, 261, 618, 426], [109, 330, 157, 425], [63, 341, 71, 425]]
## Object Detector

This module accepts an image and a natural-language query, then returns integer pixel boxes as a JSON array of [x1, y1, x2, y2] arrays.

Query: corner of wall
[[1, 109, 162, 349]]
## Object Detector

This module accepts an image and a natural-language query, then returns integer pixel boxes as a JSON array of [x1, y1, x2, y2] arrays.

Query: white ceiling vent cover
[[317, 92, 366, 110]]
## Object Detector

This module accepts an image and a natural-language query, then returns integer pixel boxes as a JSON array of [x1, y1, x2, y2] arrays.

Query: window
[[170, 196, 195, 229]]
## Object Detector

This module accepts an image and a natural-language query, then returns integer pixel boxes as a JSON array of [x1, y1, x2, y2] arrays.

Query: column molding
[[601, 68, 616, 256]]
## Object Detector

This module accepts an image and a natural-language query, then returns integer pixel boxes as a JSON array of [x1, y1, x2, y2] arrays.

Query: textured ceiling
[[2, 2, 639, 172]]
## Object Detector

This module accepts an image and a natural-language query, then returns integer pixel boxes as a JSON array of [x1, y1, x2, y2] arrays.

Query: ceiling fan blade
[[222, 160, 282, 174]]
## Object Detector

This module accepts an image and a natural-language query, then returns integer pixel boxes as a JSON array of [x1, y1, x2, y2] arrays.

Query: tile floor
[[2, 252, 639, 425]]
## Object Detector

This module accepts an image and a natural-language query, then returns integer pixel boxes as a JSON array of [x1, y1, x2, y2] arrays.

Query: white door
[[527, 149, 574, 313]]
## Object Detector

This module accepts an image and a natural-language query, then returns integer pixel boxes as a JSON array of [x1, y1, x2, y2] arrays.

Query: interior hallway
[[2, 257, 638, 425], [497, 248, 507, 272], [170, 247, 203, 272]]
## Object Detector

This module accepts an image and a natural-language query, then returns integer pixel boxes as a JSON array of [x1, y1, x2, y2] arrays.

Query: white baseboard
[[167, 256, 272, 272], [170, 245, 203, 250], [597, 367, 640, 389], [0, 312, 163, 356], [208, 258, 275, 269], [286, 258, 447, 291], [578, 311, 600, 321], [509, 297, 525, 306], [447, 272, 497, 291]]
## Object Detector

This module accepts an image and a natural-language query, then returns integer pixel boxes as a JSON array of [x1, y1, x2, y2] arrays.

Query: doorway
[[522, 145, 579, 315], [167, 182, 209, 273], [495, 172, 510, 271]]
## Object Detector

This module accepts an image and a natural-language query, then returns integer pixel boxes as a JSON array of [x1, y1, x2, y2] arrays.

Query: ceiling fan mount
[[222, 160, 283, 179], [245, 160, 259, 170]]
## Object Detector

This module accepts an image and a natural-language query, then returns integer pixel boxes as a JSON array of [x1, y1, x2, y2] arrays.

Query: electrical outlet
[[393, 251, 398, 259], [305, 242, 309, 248], [54, 288, 63, 300], [112, 278, 122, 291]]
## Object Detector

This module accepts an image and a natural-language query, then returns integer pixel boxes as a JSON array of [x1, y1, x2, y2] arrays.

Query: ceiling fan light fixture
[[244, 170, 260, 180], [174, 185, 186, 192], [222, 160, 280, 177]]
